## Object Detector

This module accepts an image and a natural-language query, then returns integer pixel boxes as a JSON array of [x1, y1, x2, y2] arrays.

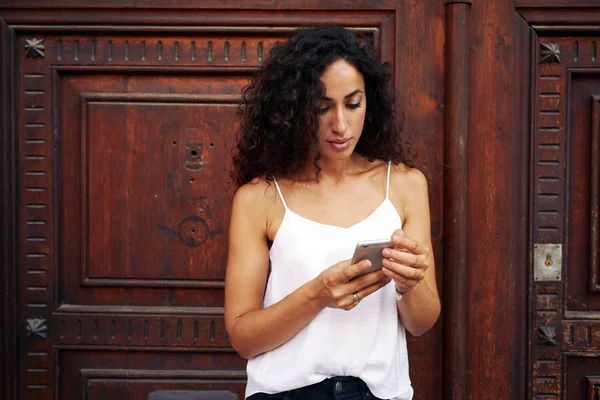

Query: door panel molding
[[0, 0, 399, 9], [590, 96, 600, 293], [0, 16, 19, 400], [52, 314, 229, 347], [0, 9, 394, 29], [56, 349, 247, 400]]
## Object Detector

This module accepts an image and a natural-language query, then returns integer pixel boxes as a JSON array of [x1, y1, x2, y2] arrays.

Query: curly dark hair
[[232, 25, 410, 188]]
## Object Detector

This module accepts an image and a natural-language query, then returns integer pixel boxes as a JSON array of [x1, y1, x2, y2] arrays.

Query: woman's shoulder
[[389, 163, 429, 195], [232, 175, 279, 212], [387, 164, 429, 223]]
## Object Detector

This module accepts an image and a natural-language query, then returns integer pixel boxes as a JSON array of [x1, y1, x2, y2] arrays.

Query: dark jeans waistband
[[247, 376, 384, 400]]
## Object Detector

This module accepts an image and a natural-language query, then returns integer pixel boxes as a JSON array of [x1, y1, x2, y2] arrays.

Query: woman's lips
[[327, 138, 351, 151]]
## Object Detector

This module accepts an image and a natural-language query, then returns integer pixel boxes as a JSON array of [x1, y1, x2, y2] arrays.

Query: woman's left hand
[[380, 229, 431, 293]]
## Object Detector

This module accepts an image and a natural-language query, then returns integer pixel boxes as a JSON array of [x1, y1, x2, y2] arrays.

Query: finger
[[342, 277, 391, 310], [395, 235, 429, 256], [346, 269, 388, 293], [391, 229, 405, 243], [381, 260, 425, 282], [382, 248, 421, 267], [382, 267, 420, 288], [338, 291, 359, 310], [329, 259, 370, 284], [341, 291, 363, 311], [339, 298, 356, 310], [382, 257, 426, 280], [342, 259, 374, 282]]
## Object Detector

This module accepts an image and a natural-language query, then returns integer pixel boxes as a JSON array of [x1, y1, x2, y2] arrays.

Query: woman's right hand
[[314, 259, 392, 310]]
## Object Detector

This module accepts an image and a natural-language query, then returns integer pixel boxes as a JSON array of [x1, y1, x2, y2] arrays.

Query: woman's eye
[[347, 102, 362, 109], [318, 106, 330, 113]]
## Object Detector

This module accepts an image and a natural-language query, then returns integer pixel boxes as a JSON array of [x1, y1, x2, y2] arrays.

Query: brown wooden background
[[1, 0, 600, 399]]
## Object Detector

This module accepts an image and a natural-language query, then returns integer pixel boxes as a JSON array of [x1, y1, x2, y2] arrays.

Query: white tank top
[[245, 162, 414, 400]]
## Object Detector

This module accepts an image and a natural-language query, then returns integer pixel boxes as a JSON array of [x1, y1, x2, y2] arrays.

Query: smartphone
[[351, 239, 394, 278]]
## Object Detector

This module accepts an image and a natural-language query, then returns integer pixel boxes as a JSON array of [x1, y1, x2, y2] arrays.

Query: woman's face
[[316, 59, 367, 161]]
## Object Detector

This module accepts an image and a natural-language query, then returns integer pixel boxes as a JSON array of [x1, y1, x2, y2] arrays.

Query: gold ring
[[353, 292, 361, 305]]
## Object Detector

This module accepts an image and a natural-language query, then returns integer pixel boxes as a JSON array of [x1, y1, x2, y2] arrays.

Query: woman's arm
[[224, 181, 390, 359], [383, 168, 441, 336]]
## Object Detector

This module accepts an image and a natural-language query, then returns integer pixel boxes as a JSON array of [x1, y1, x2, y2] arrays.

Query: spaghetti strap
[[272, 178, 289, 210], [386, 161, 392, 199]]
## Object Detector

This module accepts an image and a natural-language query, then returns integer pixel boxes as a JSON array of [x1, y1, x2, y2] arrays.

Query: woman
[[225, 25, 440, 400]]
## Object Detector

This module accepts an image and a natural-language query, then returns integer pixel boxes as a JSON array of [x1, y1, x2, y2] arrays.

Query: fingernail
[[382, 258, 389, 266], [363, 260, 371, 267], [382, 248, 391, 256], [392, 235, 400, 243]]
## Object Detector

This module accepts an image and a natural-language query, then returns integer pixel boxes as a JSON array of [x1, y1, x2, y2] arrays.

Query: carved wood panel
[[19, 33, 54, 399], [530, 37, 567, 399], [43, 36, 281, 67], [564, 355, 600, 400], [57, 349, 247, 400], [531, 34, 600, 399], [16, 33, 277, 400]]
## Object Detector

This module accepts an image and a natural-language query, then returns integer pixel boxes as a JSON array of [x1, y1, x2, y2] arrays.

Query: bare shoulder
[[234, 176, 277, 206], [390, 163, 429, 195], [388, 164, 429, 222], [231, 177, 282, 242]]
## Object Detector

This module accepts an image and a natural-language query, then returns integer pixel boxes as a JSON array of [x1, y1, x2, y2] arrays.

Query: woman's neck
[[297, 153, 364, 184]]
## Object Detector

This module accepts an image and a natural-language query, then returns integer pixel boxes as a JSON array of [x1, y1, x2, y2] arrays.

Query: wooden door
[[521, 7, 600, 399], [0, 2, 444, 400]]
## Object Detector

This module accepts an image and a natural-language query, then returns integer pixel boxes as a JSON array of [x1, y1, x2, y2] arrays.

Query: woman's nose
[[331, 107, 348, 133]]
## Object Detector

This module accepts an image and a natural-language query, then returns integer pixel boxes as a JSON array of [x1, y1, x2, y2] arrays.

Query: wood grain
[[467, 0, 529, 399], [394, 1, 445, 399], [443, 2, 469, 399]]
